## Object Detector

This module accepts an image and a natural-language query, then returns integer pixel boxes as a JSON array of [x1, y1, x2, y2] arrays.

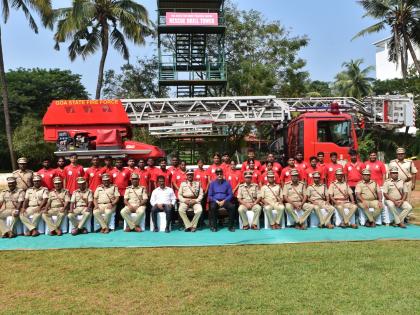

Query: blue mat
[[1, 225, 419, 251]]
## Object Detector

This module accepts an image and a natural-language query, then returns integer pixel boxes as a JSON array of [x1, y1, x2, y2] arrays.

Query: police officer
[[43, 176, 70, 236], [12, 157, 34, 191], [283, 169, 313, 229], [382, 167, 412, 228], [306, 171, 335, 229], [261, 171, 284, 229], [178, 169, 203, 232], [20, 174, 48, 236], [121, 173, 148, 233], [93, 173, 120, 233], [68, 177, 93, 235], [355, 169, 383, 227], [328, 169, 357, 228], [0, 177, 24, 238], [237, 171, 262, 230], [389, 147, 417, 202]]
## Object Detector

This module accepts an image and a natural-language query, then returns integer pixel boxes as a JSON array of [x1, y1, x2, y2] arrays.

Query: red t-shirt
[[226, 169, 241, 196], [172, 169, 187, 197], [364, 160, 386, 186], [84, 166, 105, 192], [324, 163, 344, 187], [110, 168, 131, 195], [55, 167, 65, 180], [155, 168, 172, 187], [194, 168, 209, 191], [241, 160, 262, 172], [167, 166, 179, 176], [221, 162, 231, 174], [344, 161, 365, 187], [101, 166, 115, 177], [133, 168, 150, 192], [37, 168, 58, 190], [280, 166, 305, 184], [261, 171, 281, 185], [260, 162, 282, 176], [305, 166, 324, 185], [206, 164, 223, 181], [124, 166, 137, 175], [295, 161, 309, 173], [64, 164, 85, 193], [240, 169, 261, 185]]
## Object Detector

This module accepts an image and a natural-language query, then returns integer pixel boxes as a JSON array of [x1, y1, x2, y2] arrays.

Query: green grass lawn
[[0, 241, 419, 314]]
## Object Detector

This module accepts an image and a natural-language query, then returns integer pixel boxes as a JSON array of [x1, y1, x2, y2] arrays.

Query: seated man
[[43, 176, 70, 236], [178, 169, 203, 232], [237, 171, 262, 230], [328, 169, 357, 228], [150, 175, 176, 233], [121, 173, 148, 233], [356, 169, 383, 227], [68, 177, 93, 235], [208, 168, 236, 232], [93, 173, 120, 233], [0, 177, 24, 238], [283, 169, 312, 229], [382, 166, 412, 228], [261, 171, 284, 229], [306, 171, 335, 229], [20, 174, 48, 236]]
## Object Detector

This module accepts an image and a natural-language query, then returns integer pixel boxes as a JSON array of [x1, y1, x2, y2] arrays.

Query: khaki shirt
[[355, 180, 380, 201], [328, 181, 352, 201], [12, 169, 33, 190], [94, 185, 120, 204], [307, 184, 328, 203], [283, 181, 306, 202], [48, 189, 70, 209], [71, 189, 93, 208], [124, 185, 148, 206], [237, 183, 260, 202], [25, 186, 49, 207], [389, 159, 418, 181], [178, 181, 203, 203], [261, 184, 283, 204], [0, 188, 25, 210], [382, 179, 407, 200]]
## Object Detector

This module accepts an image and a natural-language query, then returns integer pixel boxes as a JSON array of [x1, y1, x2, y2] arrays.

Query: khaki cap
[[17, 157, 27, 164], [312, 171, 321, 178], [102, 173, 110, 180], [396, 147, 405, 154], [130, 173, 139, 179], [389, 166, 399, 173], [267, 171, 275, 178], [53, 176, 62, 184], [77, 177, 86, 184], [186, 169, 194, 175], [6, 176, 16, 183], [290, 169, 299, 176], [33, 174, 42, 181], [362, 169, 371, 175], [244, 171, 253, 178], [335, 169, 344, 175]]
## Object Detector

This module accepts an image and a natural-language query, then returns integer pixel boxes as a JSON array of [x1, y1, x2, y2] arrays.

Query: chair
[[150, 212, 170, 232], [357, 208, 383, 226], [263, 209, 285, 229], [334, 208, 356, 226], [68, 215, 92, 232], [6, 216, 24, 235]]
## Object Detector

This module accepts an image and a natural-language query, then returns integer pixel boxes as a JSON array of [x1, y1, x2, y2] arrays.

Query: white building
[[374, 37, 420, 80]]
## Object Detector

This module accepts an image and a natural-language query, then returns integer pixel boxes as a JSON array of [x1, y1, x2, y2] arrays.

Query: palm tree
[[353, 0, 420, 77], [53, 0, 154, 99], [0, 1, 52, 170], [334, 59, 375, 99]]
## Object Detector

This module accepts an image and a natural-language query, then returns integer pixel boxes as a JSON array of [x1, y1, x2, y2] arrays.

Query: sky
[[2, 0, 389, 97]]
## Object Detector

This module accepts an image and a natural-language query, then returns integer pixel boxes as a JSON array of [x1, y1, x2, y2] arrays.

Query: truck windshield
[[317, 120, 352, 147]]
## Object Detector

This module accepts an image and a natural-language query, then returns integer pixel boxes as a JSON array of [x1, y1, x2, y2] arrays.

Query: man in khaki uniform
[[306, 171, 335, 229], [69, 177, 93, 235], [356, 169, 383, 227], [0, 177, 24, 238], [178, 169, 203, 232], [283, 169, 312, 229], [389, 147, 417, 202], [383, 167, 412, 228], [20, 174, 48, 236], [328, 169, 357, 228], [237, 171, 262, 230], [121, 173, 148, 233], [43, 176, 69, 235], [12, 157, 34, 191], [93, 173, 120, 233], [261, 171, 284, 229]]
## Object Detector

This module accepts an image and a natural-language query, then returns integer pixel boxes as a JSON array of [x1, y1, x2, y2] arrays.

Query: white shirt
[[150, 186, 176, 206]]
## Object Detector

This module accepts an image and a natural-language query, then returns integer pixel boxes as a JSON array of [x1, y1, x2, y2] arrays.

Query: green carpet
[[1, 225, 419, 250]]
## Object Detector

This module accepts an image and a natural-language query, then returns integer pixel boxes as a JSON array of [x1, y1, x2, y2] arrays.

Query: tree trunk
[[0, 27, 17, 170], [403, 32, 420, 76], [95, 24, 109, 100]]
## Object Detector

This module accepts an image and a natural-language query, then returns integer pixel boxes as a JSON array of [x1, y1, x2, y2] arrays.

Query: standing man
[[324, 152, 343, 187], [64, 153, 85, 194], [121, 173, 148, 233], [221, 152, 231, 174], [167, 156, 180, 176], [364, 151, 386, 187], [68, 177, 93, 235], [12, 157, 33, 191], [125, 158, 137, 174], [0, 177, 24, 238], [280, 158, 305, 185], [344, 149, 365, 199], [146, 158, 159, 191], [150, 175, 176, 233], [226, 160, 241, 197], [356, 169, 383, 227], [43, 177, 70, 236], [383, 167, 412, 228], [241, 148, 262, 171], [244, 160, 261, 185], [389, 147, 417, 202], [207, 153, 223, 182], [316, 152, 326, 175], [178, 169, 203, 232], [295, 152, 309, 173], [37, 157, 58, 190], [306, 171, 334, 228], [93, 174, 120, 233], [261, 161, 281, 185], [84, 155, 104, 192], [156, 159, 173, 188], [261, 153, 282, 176], [208, 168, 236, 232], [110, 158, 131, 227], [55, 156, 67, 179], [237, 171, 261, 230], [134, 159, 151, 194], [172, 160, 187, 197], [20, 174, 48, 236], [261, 171, 284, 229], [194, 159, 209, 193], [306, 156, 324, 185]]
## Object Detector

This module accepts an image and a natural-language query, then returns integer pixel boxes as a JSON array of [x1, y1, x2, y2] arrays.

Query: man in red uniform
[[207, 153, 223, 182], [37, 157, 57, 190], [306, 156, 324, 185], [194, 159, 209, 193], [84, 155, 104, 192], [226, 160, 241, 196], [146, 158, 160, 191], [295, 152, 309, 173], [261, 153, 282, 176], [101, 156, 115, 177], [156, 159, 172, 187], [241, 148, 262, 171], [167, 156, 180, 176], [134, 159, 151, 194], [261, 161, 281, 185], [64, 153, 85, 194], [324, 152, 343, 187], [280, 158, 305, 185], [55, 156, 66, 179], [221, 152, 231, 174], [125, 158, 137, 174], [364, 151, 386, 187], [242, 160, 261, 185], [172, 160, 187, 197], [110, 158, 131, 228], [316, 152, 326, 175], [344, 149, 365, 196]]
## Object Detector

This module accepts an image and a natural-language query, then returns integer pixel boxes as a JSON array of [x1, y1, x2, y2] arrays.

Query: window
[[317, 120, 352, 147]]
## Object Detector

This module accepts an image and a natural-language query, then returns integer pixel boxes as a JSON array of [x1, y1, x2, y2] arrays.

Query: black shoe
[[184, 227, 191, 232], [165, 227, 170, 233], [153, 227, 159, 232], [211, 227, 217, 232], [229, 227, 235, 232]]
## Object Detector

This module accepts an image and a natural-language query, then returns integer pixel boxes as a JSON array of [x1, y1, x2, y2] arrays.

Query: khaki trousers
[[311, 201, 335, 226], [20, 206, 42, 231], [178, 202, 202, 229], [385, 200, 412, 224], [68, 207, 92, 230], [285, 203, 312, 225], [93, 204, 116, 229], [335, 202, 357, 225], [357, 200, 382, 223], [238, 204, 262, 226], [42, 208, 65, 232], [121, 206, 146, 230], [0, 210, 17, 236], [263, 203, 285, 225]]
